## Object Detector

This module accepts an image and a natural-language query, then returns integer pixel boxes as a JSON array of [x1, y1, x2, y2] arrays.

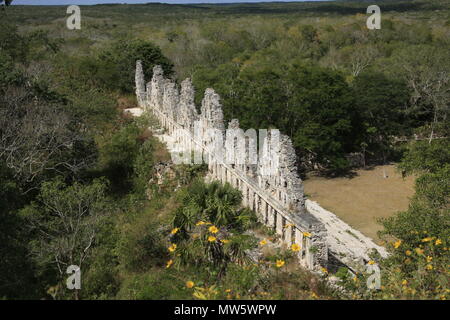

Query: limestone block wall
[[134, 61, 387, 271]]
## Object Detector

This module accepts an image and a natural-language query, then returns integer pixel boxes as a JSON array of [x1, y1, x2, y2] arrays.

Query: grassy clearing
[[304, 164, 416, 242]]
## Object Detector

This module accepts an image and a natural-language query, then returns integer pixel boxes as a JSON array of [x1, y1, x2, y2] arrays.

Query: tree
[[172, 180, 257, 273], [20, 178, 110, 299], [377, 164, 449, 299], [98, 39, 174, 93], [391, 45, 450, 143], [348, 44, 380, 77], [197, 61, 360, 174], [173, 180, 244, 232], [398, 139, 450, 176], [0, 162, 39, 299], [0, 84, 97, 187], [381, 166, 449, 248], [375, 137, 450, 299], [100, 123, 142, 194], [1, 0, 13, 10], [300, 25, 319, 43], [0, 24, 96, 188], [352, 72, 410, 164]]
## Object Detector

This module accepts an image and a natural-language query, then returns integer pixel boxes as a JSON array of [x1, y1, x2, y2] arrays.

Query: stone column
[[249, 191, 254, 211], [208, 157, 214, 175], [305, 237, 314, 269], [242, 185, 248, 207], [285, 223, 293, 245], [261, 201, 268, 224], [294, 228, 304, 264], [135, 61, 146, 108], [267, 206, 275, 227], [276, 212, 283, 236], [150, 65, 165, 111], [215, 163, 220, 180], [221, 165, 226, 183], [309, 223, 328, 270], [254, 195, 260, 219], [145, 82, 152, 111]]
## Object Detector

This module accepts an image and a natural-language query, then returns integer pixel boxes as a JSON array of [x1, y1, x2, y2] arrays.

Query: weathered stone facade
[[133, 61, 388, 271]]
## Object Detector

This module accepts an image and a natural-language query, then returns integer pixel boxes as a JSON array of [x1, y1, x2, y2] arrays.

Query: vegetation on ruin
[[0, 1, 449, 300]]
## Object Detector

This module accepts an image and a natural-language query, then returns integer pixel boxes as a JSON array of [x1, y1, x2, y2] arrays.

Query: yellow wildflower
[[168, 243, 177, 252], [426, 256, 433, 263], [291, 243, 301, 252], [402, 280, 408, 286], [208, 226, 219, 234], [353, 276, 358, 282], [208, 236, 217, 242], [303, 232, 312, 238], [196, 221, 206, 226], [421, 237, 433, 243], [186, 281, 194, 289], [321, 267, 328, 274], [259, 239, 268, 246], [170, 227, 179, 235], [220, 239, 230, 244], [368, 260, 375, 265], [393, 240, 402, 249], [426, 264, 433, 270], [405, 250, 412, 256], [225, 289, 231, 293], [415, 248, 424, 255], [275, 260, 285, 268], [166, 259, 173, 269], [435, 239, 443, 245]]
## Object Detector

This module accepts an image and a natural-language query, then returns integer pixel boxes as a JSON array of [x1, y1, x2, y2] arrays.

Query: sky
[[13, 0, 327, 5]]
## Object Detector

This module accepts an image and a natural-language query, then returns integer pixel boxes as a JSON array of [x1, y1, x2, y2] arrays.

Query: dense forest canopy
[[0, 1, 449, 300]]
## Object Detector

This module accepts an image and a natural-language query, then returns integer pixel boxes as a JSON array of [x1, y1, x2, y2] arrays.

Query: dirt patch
[[303, 165, 416, 243]]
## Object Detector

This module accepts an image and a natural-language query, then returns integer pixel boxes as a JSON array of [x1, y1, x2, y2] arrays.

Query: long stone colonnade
[[135, 61, 328, 270]]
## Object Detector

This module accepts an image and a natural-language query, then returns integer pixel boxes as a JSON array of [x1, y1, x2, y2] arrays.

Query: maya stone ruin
[[133, 60, 388, 273]]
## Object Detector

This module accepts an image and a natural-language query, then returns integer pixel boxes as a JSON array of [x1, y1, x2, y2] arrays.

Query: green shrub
[[100, 123, 141, 193], [117, 270, 190, 300], [117, 218, 167, 273], [132, 139, 156, 196]]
